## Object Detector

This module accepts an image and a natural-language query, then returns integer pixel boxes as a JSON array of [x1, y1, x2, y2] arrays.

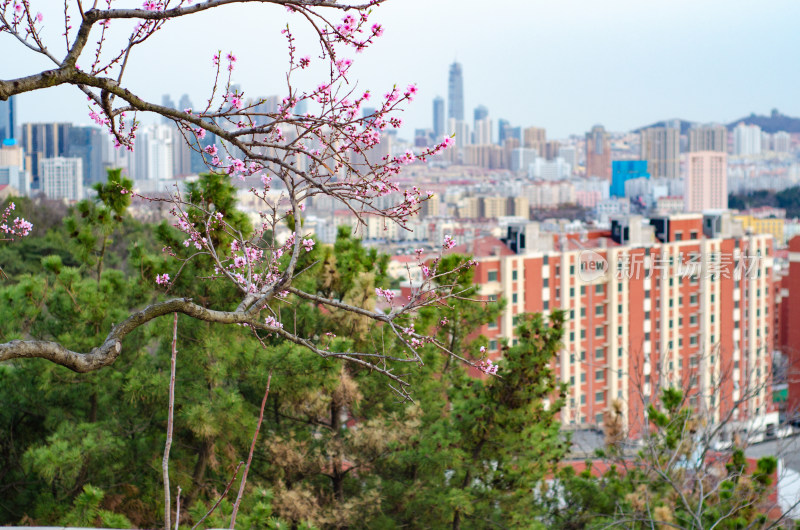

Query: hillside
[[726, 109, 800, 133]]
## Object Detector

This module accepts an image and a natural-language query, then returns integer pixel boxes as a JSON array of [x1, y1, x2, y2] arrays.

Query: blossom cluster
[[0, 203, 33, 241]]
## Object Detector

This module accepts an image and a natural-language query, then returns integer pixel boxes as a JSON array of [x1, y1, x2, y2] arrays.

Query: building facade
[[640, 127, 680, 179], [440, 214, 776, 437], [447, 62, 464, 122], [684, 151, 727, 212], [40, 157, 84, 201], [585, 125, 611, 180]]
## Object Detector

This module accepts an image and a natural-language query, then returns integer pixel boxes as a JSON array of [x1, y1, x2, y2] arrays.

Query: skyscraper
[[40, 157, 84, 201], [0, 96, 16, 142], [432, 96, 445, 139], [473, 105, 488, 124], [640, 127, 680, 179], [585, 125, 612, 180], [733, 123, 762, 156], [447, 62, 464, 122], [20, 122, 71, 188], [66, 126, 104, 186], [688, 124, 727, 152]]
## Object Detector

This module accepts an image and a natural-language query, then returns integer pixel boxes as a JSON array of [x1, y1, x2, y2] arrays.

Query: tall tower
[[585, 125, 611, 180], [640, 127, 680, 179], [0, 96, 15, 142], [447, 62, 464, 122], [688, 124, 727, 152], [432, 96, 445, 140]]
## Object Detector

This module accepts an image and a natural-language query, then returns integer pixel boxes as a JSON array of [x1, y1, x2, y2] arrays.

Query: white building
[[733, 123, 762, 157], [773, 131, 791, 153], [40, 157, 84, 201], [529, 157, 571, 180]]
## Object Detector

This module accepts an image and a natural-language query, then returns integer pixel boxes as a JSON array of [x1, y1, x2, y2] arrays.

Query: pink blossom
[[302, 238, 315, 252], [264, 315, 283, 329], [35, 12, 43, 22], [371, 23, 384, 36], [142, 1, 160, 11], [443, 234, 456, 250], [204, 145, 218, 156], [375, 287, 394, 303], [155, 273, 170, 285], [195, 128, 206, 139], [477, 359, 498, 375], [299, 56, 311, 69]]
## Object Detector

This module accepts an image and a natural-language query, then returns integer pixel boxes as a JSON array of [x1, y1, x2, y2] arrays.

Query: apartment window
[[581, 373, 586, 383], [595, 391, 605, 402], [570, 376, 575, 386], [645, 332, 650, 341], [596, 305, 604, 316], [669, 299, 674, 308], [675, 232, 683, 241], [678, 317, 683, 326], [512, 270, 518, 281], [618, 347, 623, 358], [669, 320, 674, 329], [690, 335, 697, 346], [570, 287, 575, 297], [544, 300, 549, 310], [489, 339, 498, 350], [596, 413, 604, 424], [543, 278, 549, 287], [710, 314, 715, 323], [570, 265, 575, 275], [581, 329, 586, 339], [691, 294, 698, 305], [711, 293, 715, 303], [581, 351, 586, 361], [645, 374, 651, 383], [596, 369, 604, 381], [596, 347, 604, 359], [617, 326, 623, 335], [488, 294, 498, 302], [512, 293, 518, 304], [669, 278, 674, 287], [488, 270, 498, 282], [488, 320, 498, 330], [617, 304, 623, 314], [570, 332, 575, 342], [596, 284, 604, 294], [543, 255, 549, 265], [690, 315, 697, 325], [645, 311, 650, 320], [690, 231, 698, 239], [581, 307, 586, 317], [596, 327, 604, 337], [581, 395, 586, 404]]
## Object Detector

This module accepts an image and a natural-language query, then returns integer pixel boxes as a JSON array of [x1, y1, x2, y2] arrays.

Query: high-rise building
[[733, 123, 762, 156], [773, 131, 791, 153], [473, 116, 492, 145], [447, 62, 464, 122], [0, 96, 16, 142], [443, 214, 775, 433], [20, 122, 71, 188], [523, 127, 546, 151], [585, 125, 612, 180], [66, 126, 104, 186], [640, 127, 680, 179], [611, 160, 649, 197], [473, 105, 488, 124], [0, 140, 29, 194], [688, 125, 727, 152], [684, 151, 727, 212], [432, 96, 445, 140], [161, 94, 176, 124], [40, 157, 84, 201]]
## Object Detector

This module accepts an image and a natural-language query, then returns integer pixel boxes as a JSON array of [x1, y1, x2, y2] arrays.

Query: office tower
[[611, 160, 649, 197], [733, 123, 762, 156], [20, 122, 71, 188], [684, 151, 727, 212], [510, 148, 538, 173], [66, 126, 104, 186], [688, 124, 727, 152], [432, 96, 445, 140], [585, 125, 611, 180], [522, 126, 546, 153], [178, 94, 193, 112], [0, 141, 29, 194], [161, 94, 176, 124], [447, 62, 464, 121], [0, 96, 16, 142], [640, 127, 679, 179], [473, 116, 492, 145], [473, 105, 488, 125], [294, 98, 308, 116], [773, 131, 791, 153], [40, 157, 84, 201]]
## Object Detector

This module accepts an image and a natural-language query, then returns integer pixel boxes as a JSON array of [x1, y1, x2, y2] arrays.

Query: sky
[[4, 0, 800, 139]]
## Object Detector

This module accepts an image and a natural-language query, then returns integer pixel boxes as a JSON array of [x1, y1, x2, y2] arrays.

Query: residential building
[[688, 124, 727, 153], [733, 123, 762, 157], [586, 125, 611, 180], [432, 96, 445, 140], [433, 213, 776, 437], [684, 151, 727, 212], [40, 157, 84, 201], [640, 127, 680, 179]]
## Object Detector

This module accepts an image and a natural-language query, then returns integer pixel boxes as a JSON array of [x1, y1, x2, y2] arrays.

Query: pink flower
[[299, 56, 311, 69], [155, 273, 170, 285], [477, 359, 498, 375], [142, 0, 160, 11], [371, 23, 384, 36], [480, 346, 486, 353], [204, 145, 218, 156], [264, 315, 283, 329], [302, 238, 315, 252], [195, 128, 206, 139], [375, 287, 394, 303], [35, 12, 43, 22], [443, 234, 456, 250], [120, 189, 129, 195]]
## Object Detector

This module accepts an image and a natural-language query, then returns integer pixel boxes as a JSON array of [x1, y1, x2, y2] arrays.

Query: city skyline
[[3, 0, 799, 140]]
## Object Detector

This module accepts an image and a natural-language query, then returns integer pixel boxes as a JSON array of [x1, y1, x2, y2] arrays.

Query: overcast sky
[[4, 0, 800, 139]]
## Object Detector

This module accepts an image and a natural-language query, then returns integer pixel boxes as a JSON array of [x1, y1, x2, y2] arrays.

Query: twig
[[174, 485, 181, 530], [230, 372, 272, 528], [191, 461, 244, 530], [163, 312, 179, 530]]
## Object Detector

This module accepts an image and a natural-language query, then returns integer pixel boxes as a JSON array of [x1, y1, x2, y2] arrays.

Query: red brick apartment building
[[446, 212, 777, 439]]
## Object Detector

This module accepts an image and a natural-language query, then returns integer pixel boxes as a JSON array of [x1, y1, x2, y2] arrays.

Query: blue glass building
[[611, 160, 650, 197]]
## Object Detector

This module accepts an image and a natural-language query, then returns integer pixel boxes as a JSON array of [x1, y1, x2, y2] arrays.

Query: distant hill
[[726, 109, 800, 133], [632, 110, 800, 135]]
